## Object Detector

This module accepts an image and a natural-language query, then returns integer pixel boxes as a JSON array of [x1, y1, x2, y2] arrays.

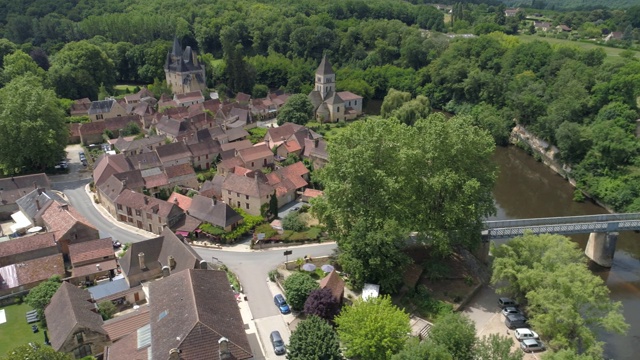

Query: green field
[[0, 303, 46, 355], [518, 34, 640, 61]]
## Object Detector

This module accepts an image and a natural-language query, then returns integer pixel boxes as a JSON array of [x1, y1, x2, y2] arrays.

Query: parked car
[[501, 306, 521, 317], [498, 297, 518, 308], [112, 240, 122, 248], [274, 294, 291, 314], [270, 331, 286, 355], [520, 339, 545, 353], [515, 328, 539, 341], [505, 313, 528, 329]]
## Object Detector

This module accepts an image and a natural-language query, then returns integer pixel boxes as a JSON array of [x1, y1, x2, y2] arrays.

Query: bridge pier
[[585, 232, 618, 267]]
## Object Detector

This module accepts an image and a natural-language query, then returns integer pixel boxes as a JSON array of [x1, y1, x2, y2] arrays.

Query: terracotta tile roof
[[200, 175, 224, 199], [115, 190, 183, 220], [103, 305, 150, 342], [282, 140, 302, 153], [173, 214, 202, 233], [45, 282, 106, 351], [40, 201, 96, 240], [320, 270, 345, 301], [168, 192, 192, 211], [93, 154, 133, 186], [337, 91, 363, 101], [303, 188, 324, 198], [222, 173, 274, 198], [165, 163, 196, 180], [221, 139, 252, 152], [72, 258, 118, 278], [98, 175, 125, 203], [12, 254, 65, 287], [0, 232, 57, 259], [175, 91, 204, 103], [155, 141, 192, 163], [68, 123, 81, 137], [280, 161, 309, 178], [266, 123, 304, 142], [129, 151, 163, 170], [149, 269, 253, 360], [238, 144, 272, 163], [235, 92, 251, 103], [104, 331, 149, 360], [68, 238, 114, 265], [144, 173, 170, 188], [233, 166, 252, 176], [218, 156, 244, 172], [79, 120, 107, 135], [104, 114, 143, 132]]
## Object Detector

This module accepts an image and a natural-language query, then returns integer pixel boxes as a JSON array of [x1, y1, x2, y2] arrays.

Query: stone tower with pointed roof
[[309, 55, 363, 123], [164, 38, 207, 95]]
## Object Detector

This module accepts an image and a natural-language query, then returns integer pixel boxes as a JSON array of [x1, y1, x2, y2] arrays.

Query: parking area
[[253, 280, 295, 359], [49, 144, 92, 182]]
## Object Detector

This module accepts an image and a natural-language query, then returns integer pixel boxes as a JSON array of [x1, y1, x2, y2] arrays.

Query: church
[[308, 55, 363, 123], [164, 38, 207, 95]]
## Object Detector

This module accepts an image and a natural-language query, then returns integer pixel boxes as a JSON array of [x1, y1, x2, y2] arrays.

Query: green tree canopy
[[277, 94, 314, 126], [2, 343, 73, 360], [1, 50, 46, 84], [283, 272, 319, 312], [491, 233, 628, 357], [335, 295, 410, 360], [24, 275, 62, 325], [314, 114, 496, 257], [48, 40, 115, 100], [287, 315, 342, 360], [474, 334, 523, 360], [391, 337, 452, 360], [380, 88, 412, 118], [427, 313, 476, 360], [98, 300, 117, 320], [0, 75, 68, 174]]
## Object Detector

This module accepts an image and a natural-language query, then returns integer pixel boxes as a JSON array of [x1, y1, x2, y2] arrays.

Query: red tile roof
[[40, 201, 96, 240], [238, 144, 272, 163], [303, 188, 324, 198], [68, 238, 114, 265], [15, 254, 65, 287], [0, 232, 56, 258], [115, 190, 183, 219], [164, 163, 196, 179], [168, 192, 193, 211], [280, 161, 309, 178], [72, 259, 118, 278], [320, 270, 345, 301], [102, 305, 150, 341]]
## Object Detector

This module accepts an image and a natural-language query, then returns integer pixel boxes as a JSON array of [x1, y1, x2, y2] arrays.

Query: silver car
[[520, 339, 545, 353]]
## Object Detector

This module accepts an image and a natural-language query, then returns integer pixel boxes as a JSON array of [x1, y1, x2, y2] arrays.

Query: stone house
[[237, 144, 274, 171], [70, 98, 92, 116], [187, 139, 222, 170], [187, 195, 243, 231], [112, 190, 184, 235], [88, 98, 127, 122], [45, 282, 109, 359], [123, 88, 154, 105], [303, 137, 329, 169], [113, 135, 166, 157], [93, 154, 133, 187], [0, 232, 58, 267], [155, 141, 192, 167], [174, 91, 205, 107], [0, 173, 50, 220], [266, 162, 309, 205], [0, 253, 65, 297], [164, 163, 198, 189], [119, 228, 202, 286], [15, 187, 65, 227], [308, 55, 363, 122], [164, 38, 207, 95], [68, 238, 118, 286], [38, 201, 100, 256], [222, 173, 275, 216]]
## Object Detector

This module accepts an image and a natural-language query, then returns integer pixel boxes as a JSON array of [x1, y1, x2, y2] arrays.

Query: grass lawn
[[518, 34, 640, 62], [113, 84, 144, 95], [0, 303, 46, 354]]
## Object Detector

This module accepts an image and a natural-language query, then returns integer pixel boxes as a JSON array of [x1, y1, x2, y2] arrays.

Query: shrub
[[304, 288, 342, 321], [98, 300, 117, 320], [283, 272, 319, 311], [282, 212, 307, 232]]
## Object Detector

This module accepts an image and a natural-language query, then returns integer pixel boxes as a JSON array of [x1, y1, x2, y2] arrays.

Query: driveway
[[48, 144, 92, 183]]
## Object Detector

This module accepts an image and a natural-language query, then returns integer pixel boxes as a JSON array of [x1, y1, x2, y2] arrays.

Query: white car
[[515, 328, 539, 341]]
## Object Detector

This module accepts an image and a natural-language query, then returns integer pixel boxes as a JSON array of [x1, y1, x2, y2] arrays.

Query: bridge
[[482, 213, 640, 267]]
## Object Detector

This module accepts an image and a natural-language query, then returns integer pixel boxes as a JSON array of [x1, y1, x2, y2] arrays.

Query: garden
[[0, 302, 47, 355]]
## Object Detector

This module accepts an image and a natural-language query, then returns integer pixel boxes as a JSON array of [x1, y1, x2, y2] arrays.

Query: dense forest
[[1, 0, 640, 212], [504, 0, 640, 10]]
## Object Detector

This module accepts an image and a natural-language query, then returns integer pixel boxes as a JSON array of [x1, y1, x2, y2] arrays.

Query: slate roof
[[129, 151, 163, 170], [188, 139, 222, 157], [320, 270, 345, 302], [45, 282, 106, 351], [88, 99, 116, 115], [188, 195, 242, 228], [168, 192, 193, 212], [102, 304, 151, 342], [0, 174, 50, 206], [200, 175, 224, 199], [156, 142, 192, 163], [225, 127, 250, 142], [40, 201, 96, 240], [119, 228, 201, 283], [316, 55, 335, 76], [68, 238, 114, 265], [238, 144, 272, 163], [222, 173, 274, 198], [325, 92, 344, 105], [114, 169, 145, 190], [98, 175, 125, 203], [149, 269, 252, 360], [93, 154, 132, 186], [0, 232, 57, 259], [16, 188, 65, 222], [221, 139, 252, 152]]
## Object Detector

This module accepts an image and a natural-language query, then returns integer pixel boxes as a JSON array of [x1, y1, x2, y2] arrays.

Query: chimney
[[168, 255, 176, 269], [218, 338, 231, 360], [37, 188, 43, 195], [199, 260, 207, 270], [138, 252, 146, 270], [314, 138, 319, 147], [144, 197, 149, 205], [173, 197, 178, 204], [169, 348, 181, 360], [36, 199, 41, 211], [162, 265, 170, 277], [96, 264, 101, 271]]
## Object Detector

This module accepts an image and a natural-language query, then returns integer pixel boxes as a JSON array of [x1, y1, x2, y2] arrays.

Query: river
[[491, 146, 640, 359]]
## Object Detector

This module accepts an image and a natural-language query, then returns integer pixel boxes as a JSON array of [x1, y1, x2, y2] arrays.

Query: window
[[355, 100, 358, 105], [236, 192, 240, 197], [198, 156, 200, 161], [227, 190, 231, 195], [75, 332, 84, 344], [317, 76, 321, 82], [246, 203, 250, 209], [73, 344, 92, 358], [96, 114, 103, 120], [117, 204, 122, 210], [237, 201, 241, 207], [228, 198, 232, 203], [263, 158, 267, 165], [245, 195, 249, 200], [147, 213, 152, 220], [337, 107, 340, 112], [251, 162, 255, 167], [135, 210, 142, 216], [205, 154, 208, 159]]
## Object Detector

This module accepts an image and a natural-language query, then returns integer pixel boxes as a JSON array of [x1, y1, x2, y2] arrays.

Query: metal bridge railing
[[484, 213, 640, 230], [485, 220, 640, 239]]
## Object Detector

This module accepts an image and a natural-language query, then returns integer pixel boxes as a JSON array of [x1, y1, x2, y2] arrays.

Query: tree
[[391, 338, 452, 360], [282, 212, 307, 232], [0, 75, 68, 174], [380, 88, 412, 118], [1, 343, 73, 360], [48, 40, 115, 100], [277, 94, 314, 126], [303, 288, 341, 321], [427, 313, 476, 360], [335, 295, 410, 360], [25, 275, 62, 325], [283, 272, 319, 312], [389, 95, 431, 126], [474, 334, 523, 360], [491, 233, 628, 356], [98, 300, 117, 320], [269, 190, 278, 218], [314, 115, 496, 258], [121, 122, 141, 136], [252, 84, 269, 98], [1, 50, 46, 84], [287, 315, 342, 360]]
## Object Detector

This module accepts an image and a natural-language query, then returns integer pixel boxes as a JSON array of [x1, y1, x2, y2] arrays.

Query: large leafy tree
[[474, 334, 523, 360], [303, 288, 341, 321], [335, 296, 410, 360], [283, 272, 319, 312], [24, 275, 62, 325], [427, 313, 477, 360], [314, 114, 496, 257], [2, 343, 72, 360], [277, 94, 314, 126], [391, 338, 452, 360], [492, 233, 628, 357], [48, 40, 115, 100], [0, 75, 68, 174], [287, 315, 342, 360], [1, 50, 46, 84]]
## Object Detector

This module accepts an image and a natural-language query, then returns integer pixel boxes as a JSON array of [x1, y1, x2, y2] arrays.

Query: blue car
[[274, 294, 291, 314]]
